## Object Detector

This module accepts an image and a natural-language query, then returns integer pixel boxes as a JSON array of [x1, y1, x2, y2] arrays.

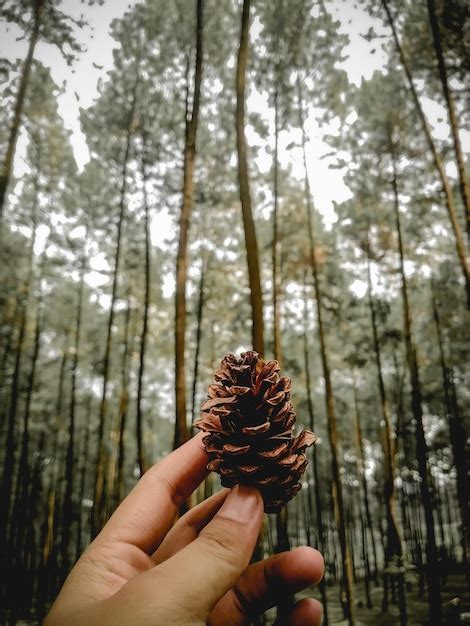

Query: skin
[[45, 433, 324, 626]]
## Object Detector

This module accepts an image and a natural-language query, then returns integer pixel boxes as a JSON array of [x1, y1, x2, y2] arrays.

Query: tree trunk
[[36, 332, 70, 614], [381, 0, 470, 307], [358, 489, 373, 609], [393, 351, 416, 564], [431, 284, 469, 582], [76, 394, 93, 562], [8, 238, 47, 603], [366, 252, 403, 560], [352, 382, 379, 587], [365, 248, 407, 622], [174, 0, 205, 449], [61, 232, 88, 572], [270, 87, 291, 620], [92, 80, 137, 535], [272, 89, 282, 366], [116, 292, 133, 506], [235, 0, 264, 356], [298, 77, 356, 625], [136, 133, 151, 473], [191, 251, 207, 425], [0, 198, 38, 546], [390, 140, 442, 624], [0, 0, 44, 238], [427, 0, 470, 246], [0, 296, 18, 412], [302, 274, 329, 625]]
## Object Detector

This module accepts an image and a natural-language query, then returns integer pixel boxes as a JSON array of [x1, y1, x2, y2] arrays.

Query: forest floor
[[264, 574, 470, 625]]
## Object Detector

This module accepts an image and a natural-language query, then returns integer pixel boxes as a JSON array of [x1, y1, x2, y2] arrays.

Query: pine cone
[[195, 351, 316, 513]]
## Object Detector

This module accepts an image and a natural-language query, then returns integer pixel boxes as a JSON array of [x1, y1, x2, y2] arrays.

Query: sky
[[0, 0, 467, 297], [1, 0, 392, 221]]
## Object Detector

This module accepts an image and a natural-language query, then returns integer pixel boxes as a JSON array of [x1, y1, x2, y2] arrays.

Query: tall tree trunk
[[136, 134, 151, 472], [365, 248, 406, 621], [381, 0, 470, 307], [116, 292, 133, 506], [235, 0, 264, 356], [0, 0, 44, 237], [358, 486, 373, 609], [25, 428, 46, 594], [92, 81, 137, 534], [35, 331, 70, 616], [427, 0, 470, 245], [191, 251, 208, 425], [8, 238, 47, 604], [431, 284, 469, 582], [298, 77, 356, 625], [302, 274, 329, 625], [0, 196, 38, 546], [76, 394, 93, 561], [271, 87, 291, 621], [390, 139, 442, 624], [61, 232, 88, 572], [272, 88, 282, 366], [174, 0, 204, 449], [352, 382, 379, 587], [0, 296, 18, 412], [37, 433, 60, 621]]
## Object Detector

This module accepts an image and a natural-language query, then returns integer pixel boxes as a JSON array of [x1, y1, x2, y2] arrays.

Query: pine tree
[[235, 0, 264, 356], [174, 0, 205, 450]]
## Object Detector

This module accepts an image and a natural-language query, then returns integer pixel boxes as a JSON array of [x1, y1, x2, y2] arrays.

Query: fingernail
[[218, 484, 261, 523]]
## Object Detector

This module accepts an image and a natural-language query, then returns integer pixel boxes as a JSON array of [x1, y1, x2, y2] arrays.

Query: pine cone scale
[[242, 422, 270, 435]]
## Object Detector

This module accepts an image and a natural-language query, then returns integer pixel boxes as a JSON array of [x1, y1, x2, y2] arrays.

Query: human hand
[[44, 433, 324, 625]]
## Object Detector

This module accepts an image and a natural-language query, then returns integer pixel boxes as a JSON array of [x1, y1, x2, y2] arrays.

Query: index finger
[[95, 433, 209, 553]]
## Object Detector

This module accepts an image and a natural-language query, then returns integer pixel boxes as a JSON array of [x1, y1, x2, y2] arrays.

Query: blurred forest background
[[0, 0, 469, 624]]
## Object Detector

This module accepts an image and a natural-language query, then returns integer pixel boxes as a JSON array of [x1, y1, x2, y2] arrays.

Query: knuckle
[[199, 519, 245, 569], [144, 466, 183, 507]]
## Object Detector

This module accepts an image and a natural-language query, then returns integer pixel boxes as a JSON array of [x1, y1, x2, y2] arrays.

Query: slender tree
[[76, 395, 93, 562], [302, 274, 329, 625], [0, 173, 39, 546], [191, 250, 208, 425], [235, 0, 265, 356], [382, 0, 470, 307], [61, 225, 89, 571], [271, 94, 290, 617], [113, 289, 134, 515], [426, 0, 470, 245], [0, 0, 44, 233], [7, 236, 48, 612], [298, 77, 356, 625], [431, 282, 469, 582], [390, 131, 442, 624], [352, 381, 379, 586], [174, 0, 205, 449], [0, 0, 87, 238], [365, 243, 406, 622], [271, 87, 282, 366], [136, 129, 152, 473], [92, 79, 138, 534]]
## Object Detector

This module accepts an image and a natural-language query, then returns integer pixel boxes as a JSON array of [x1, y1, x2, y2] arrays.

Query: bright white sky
[[1, 0, 468, 299]]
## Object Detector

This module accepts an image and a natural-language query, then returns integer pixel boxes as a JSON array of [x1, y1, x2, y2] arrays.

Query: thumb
[[155, 485, 263, 618]]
